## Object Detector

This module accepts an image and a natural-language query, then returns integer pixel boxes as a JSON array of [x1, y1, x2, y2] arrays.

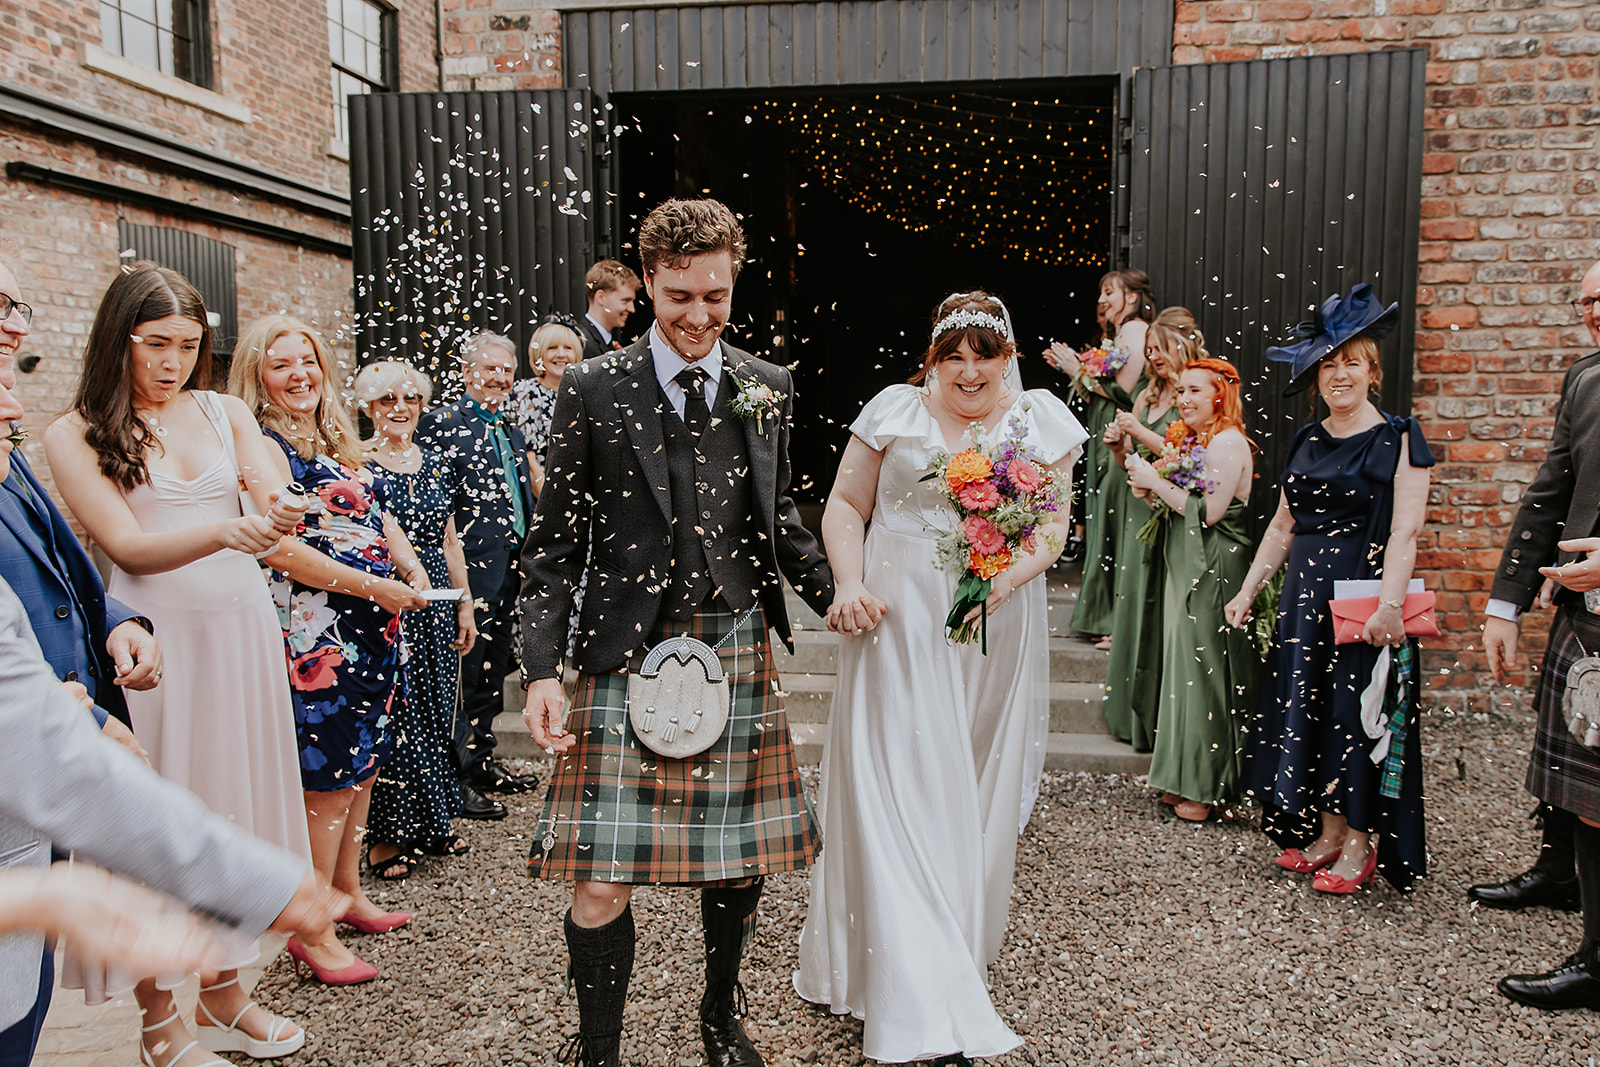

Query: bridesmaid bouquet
[[923, 418, 1066, 652], [1134, 421, 1213, 547], [1065, 340, 1131, 400]]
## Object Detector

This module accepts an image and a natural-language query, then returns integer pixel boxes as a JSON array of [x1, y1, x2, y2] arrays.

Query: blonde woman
[[506, 317, 584, 497], [230, 317, 428, 982]]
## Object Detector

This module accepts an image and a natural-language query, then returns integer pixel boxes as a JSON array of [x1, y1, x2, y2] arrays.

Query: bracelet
[[1378, 597, 1404, 609]]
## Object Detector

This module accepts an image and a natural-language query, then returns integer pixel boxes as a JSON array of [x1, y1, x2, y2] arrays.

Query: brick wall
[[1176, 0, 1600, 702], [438, 2, 561, 90]]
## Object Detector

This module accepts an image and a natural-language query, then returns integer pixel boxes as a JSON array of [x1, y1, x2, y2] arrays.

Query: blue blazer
[[416, 397, 536, 600], [0, 452, 145, 725]]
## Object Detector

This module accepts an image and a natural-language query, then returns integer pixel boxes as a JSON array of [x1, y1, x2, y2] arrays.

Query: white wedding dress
[[794, 384, 1086, 1063]]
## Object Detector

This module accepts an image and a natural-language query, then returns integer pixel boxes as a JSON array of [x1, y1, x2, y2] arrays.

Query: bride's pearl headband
[[932, 308, 1008, 342]]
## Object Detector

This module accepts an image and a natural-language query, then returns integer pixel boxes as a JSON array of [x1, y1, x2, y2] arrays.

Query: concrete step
[[789, 722, 1150, 776], [779, 675, 1109, 734], [771, 628, 1108, 683]]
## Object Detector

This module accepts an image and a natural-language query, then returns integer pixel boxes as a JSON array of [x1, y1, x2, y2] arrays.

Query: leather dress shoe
[[468, 758, 540, 795], [1468, 868, 1581, 911], [458, 782, 507, 820], [1498, 953, 1600, 1010], [700, 1015, 762, 1067]]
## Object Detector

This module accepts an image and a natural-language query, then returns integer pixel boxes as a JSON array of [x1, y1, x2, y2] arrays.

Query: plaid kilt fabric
[[528, 602, 820, 885], [1527, 604, 1600, 824]]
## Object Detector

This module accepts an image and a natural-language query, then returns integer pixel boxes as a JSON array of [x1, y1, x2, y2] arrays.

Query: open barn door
[[349, 89, 598, 385], [1126, 49, 1427, 530]]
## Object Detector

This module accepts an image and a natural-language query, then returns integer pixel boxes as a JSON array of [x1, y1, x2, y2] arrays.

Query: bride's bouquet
[[1064, 340, 1131, 400], [923, 417, 1066, 652], [1133, 420, 1213, 547]]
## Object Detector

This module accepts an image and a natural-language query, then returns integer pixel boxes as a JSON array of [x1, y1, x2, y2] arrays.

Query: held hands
[[1361, 603, 1407, 647], [106, 619, 162, 690], [827, 581, 890, 635], [1044, 342, 1081, 375], [961, 570, 1015, 625], [1539, 537, 1600, 593], [264, 490, 309, 536], [523, 677, 574, 754]]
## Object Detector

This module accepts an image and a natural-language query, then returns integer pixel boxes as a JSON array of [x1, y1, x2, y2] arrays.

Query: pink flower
[[964, 515, 1005, 555], [319, 479, 370, 517], [956, 478, 1001, 510], [1009, 459, 1044, 494], [289, 645, 345, 692]]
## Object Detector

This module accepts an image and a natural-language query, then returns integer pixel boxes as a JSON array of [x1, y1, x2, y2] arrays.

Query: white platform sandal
[[193, 977, 305, 1058], [139, 1011, 231, 1067]]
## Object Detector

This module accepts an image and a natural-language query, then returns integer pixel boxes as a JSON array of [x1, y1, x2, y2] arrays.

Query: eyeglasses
[[373, 392, 422, 405], [1575, 296, 1600, 315], [0, 295, 32, 326]]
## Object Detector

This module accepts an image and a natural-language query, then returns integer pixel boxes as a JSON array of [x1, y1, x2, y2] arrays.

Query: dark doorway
[[609, 83, 1116, 502]]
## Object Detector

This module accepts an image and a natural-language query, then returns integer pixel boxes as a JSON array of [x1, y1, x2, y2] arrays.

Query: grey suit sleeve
[[0, 580, 305, 935]]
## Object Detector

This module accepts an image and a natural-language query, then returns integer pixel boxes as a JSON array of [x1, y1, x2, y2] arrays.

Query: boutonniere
[[728, 375, 784, 433]]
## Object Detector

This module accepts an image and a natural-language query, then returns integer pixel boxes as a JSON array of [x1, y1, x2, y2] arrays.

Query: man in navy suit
[[417, 331, 538, 806]]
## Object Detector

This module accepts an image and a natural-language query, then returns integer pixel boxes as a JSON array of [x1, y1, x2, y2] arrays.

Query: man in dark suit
[[576, 260, 641, 359], [520, 199, 833, 1067], [416, 331, 539, 815], [1479, 259, 1600, 1009]]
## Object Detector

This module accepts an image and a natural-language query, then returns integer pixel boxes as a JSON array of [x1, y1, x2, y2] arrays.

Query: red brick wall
[[438, 3, 561, 90], [1176, 0, 1600, 702]]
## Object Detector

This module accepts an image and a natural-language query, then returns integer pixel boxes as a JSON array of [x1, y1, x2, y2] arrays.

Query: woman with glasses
[[354, 361, 477, 879]]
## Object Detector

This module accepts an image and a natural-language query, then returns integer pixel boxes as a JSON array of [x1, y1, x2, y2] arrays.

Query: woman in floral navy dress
[[230, 315, 429, 983]]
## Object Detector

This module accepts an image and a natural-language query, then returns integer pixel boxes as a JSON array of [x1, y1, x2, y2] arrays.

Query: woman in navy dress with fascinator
[[1224, 285, 1435, 895]]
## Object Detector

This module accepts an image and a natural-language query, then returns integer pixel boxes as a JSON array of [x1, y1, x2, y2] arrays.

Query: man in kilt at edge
[[1480, 257, 1600, 1009], [518, 198, 836, 1066]]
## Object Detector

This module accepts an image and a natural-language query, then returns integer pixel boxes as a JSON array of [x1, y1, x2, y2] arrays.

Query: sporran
[[1563, 630, 1600, 750], [626, 605, 755, 759]]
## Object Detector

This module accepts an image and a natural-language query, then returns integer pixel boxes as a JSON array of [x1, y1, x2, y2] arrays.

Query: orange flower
[[968, 547, 1012, 579], [945, 450, 994, 491], [1165, 420, 1194, 446]]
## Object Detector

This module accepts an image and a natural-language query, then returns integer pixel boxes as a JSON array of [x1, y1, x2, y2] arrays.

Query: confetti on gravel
[[253, 704, 1600, 1065]]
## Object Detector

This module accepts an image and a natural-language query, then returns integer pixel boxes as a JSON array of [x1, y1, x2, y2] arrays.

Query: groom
[[519, 198, 834, 1067]]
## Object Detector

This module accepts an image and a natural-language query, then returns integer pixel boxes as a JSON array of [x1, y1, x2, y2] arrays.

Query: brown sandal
[[1174, 800, 1212, 822]]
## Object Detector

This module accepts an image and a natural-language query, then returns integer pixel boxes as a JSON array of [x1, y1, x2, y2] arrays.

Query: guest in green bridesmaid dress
[[1100, 308, 1202, 750], [1046, 271, 1154, 649], [1128, 357, 1258, 822]]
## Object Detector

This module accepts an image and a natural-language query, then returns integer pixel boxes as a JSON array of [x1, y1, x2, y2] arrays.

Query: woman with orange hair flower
[[1127, 357, 1258, 822]]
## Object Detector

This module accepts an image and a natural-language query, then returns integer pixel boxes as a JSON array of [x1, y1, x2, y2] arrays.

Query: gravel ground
[[253, 701, 1600, 1066]]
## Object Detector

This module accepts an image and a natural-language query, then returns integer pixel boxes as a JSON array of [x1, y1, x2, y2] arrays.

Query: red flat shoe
[[338, 910, 412, 934], [285, 936, 378, 985], [1275, 847, 1341, 874], [1312, 847, 1378, 894]]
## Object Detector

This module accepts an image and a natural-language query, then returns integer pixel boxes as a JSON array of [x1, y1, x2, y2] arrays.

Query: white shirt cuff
[[1485, 598, 1521, 623]]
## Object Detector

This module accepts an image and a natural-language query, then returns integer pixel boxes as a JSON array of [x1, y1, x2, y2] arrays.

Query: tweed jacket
[[0, 576, 304, 1030], [416, 396, 537, 600], [1491, 349, 1600, 610], [0, 452, 145, 727], [517, 337, 835, 679]]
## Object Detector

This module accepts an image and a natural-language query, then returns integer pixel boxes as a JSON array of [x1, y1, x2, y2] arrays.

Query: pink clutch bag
[[1328, 592, 1440, 645]]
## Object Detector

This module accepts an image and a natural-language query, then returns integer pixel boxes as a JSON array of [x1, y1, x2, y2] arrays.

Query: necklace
[[139, 408, 170, 438]]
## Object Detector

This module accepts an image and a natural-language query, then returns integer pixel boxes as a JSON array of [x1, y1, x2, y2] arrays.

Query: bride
[[795, 291, 1086, 1064]]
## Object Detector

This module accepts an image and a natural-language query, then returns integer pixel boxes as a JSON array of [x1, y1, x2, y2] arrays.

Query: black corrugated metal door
[[349, 89, 596, 385], [1127, 49, 1426, 530]]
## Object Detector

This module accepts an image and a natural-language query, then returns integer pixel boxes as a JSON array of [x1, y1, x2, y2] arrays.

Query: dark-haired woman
[[230, 314, 429, 979], [1046, 270, 1154, 648], [45, 263, 313, 1066], [795, 292, 1086, 1064]]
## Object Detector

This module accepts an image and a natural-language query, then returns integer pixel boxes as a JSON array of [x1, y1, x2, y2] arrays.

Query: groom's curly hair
[[638, 199, 746, 282]]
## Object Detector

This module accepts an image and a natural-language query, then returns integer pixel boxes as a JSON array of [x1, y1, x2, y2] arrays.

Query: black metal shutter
[[349, 89, 596, 387], [114, 220, 239, 365], [1127, 49, 1426, 531]]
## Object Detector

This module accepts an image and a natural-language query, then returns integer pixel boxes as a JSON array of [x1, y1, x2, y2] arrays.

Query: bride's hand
[[963, 570, 1016, 624], [827, 582, 889, 635]]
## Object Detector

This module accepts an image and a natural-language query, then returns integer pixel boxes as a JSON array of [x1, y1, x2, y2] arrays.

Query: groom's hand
[[524, 677, 575, 753], [827, 583, 889, 635]]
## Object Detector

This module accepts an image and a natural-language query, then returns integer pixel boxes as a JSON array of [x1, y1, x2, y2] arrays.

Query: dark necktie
[[675, 367, 710, 436]]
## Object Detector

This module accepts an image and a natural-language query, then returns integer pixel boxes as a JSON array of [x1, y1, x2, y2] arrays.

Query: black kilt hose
[[1527, 604, 1600, 823], [529, 601, 820, 885]]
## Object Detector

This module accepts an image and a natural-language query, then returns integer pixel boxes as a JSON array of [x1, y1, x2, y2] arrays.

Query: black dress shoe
[[1468, 868, 1581, 911], [700, 1015, 762, 1067], [1499, 953, 1600, 1010], [458, 782, 507, 820], [469, 758, 541, 795]]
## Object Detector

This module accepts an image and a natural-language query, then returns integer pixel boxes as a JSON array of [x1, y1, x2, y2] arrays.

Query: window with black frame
[[99, 0, 210, 87], [328, 0, 394, 145]]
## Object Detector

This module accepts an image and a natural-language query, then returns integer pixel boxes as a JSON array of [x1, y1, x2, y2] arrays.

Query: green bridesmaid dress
[[1070, 380, 1136, 638], [1100, 401, 1178, 751], [1147, 496, 1259, 805]]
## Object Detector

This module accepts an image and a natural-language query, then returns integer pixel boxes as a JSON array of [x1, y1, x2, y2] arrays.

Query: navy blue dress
[[1241, 413, 1435, 891], [367, 449, 464, 849]]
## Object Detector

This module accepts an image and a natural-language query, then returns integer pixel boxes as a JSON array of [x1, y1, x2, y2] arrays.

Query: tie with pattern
[[675, 366, 710, 436]]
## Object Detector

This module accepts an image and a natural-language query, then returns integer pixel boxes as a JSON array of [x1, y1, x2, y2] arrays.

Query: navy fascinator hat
[[1265, 283, 1400, 395]]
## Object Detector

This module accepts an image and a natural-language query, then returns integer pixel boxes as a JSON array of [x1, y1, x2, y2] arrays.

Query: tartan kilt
[[528, 601, 820, 885], [1526, 604, 1600, 823]]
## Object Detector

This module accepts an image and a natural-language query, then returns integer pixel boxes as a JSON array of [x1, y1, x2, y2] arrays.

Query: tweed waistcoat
[[659, 382, 758, 619]]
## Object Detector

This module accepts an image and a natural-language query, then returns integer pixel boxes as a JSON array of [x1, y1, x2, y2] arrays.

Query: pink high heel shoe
[[337, 909, 412, 934], [285, 935, 378, 985]]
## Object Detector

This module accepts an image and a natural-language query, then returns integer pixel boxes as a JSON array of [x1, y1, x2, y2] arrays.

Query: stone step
[[788, 722, 1150, 776], [778, 675, 1109, 734], [771, 628, 1108, 683]]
